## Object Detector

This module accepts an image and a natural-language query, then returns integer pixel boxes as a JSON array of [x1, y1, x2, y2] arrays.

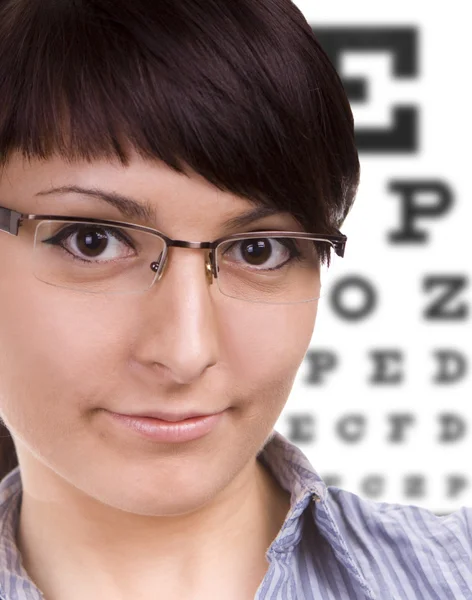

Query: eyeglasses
[[0, 205, 347, 304]]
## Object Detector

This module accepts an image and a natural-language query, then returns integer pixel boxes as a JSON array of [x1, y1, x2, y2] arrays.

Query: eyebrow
[[34, 185, 283, 232]]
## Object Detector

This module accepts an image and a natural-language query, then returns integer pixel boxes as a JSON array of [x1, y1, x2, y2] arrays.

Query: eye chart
[[278, 0, 471, 514]]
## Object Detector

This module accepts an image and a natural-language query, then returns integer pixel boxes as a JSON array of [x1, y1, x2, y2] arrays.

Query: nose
[[141, 248, 220, 384]]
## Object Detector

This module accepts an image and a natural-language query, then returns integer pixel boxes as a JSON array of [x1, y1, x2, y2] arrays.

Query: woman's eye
[[43, 225, 136, 263], [221, 237, 300, 270]]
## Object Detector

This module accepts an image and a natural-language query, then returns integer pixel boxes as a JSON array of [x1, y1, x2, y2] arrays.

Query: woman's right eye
[[41, 225, 136, 263]]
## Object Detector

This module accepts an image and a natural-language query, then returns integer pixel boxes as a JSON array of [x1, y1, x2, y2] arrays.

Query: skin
[[0, 150, 319, 599]]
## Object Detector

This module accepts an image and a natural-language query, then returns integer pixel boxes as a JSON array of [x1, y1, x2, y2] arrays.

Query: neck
[[17, 457, 291, 599]]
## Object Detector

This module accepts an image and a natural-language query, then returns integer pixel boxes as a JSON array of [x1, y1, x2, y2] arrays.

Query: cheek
[[0, 281, 126, 433], [221, 301, 318, 391]]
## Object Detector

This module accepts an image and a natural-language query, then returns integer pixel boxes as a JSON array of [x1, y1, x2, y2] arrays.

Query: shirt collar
[[258, 429, 327, 503], [258, 432, 375, 597], [256, 429, 327, 554]]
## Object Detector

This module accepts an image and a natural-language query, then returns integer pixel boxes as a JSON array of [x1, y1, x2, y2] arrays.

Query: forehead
[[0, 151, 298, 234], [1, 151, 252, 212]]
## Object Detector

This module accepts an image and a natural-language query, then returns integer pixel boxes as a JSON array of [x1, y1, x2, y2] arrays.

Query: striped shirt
[[1, 430, 472, 599]]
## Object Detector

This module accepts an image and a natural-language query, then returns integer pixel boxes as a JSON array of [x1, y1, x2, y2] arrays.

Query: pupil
[[77, 227, 109, 257], [242, 239, 271, 265]]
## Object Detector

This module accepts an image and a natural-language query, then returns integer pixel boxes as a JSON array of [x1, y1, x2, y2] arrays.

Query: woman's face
[[0, 151, 318, 516]]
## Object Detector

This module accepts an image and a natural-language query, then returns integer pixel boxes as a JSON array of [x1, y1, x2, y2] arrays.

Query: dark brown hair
[[0, 0, 360, 481]]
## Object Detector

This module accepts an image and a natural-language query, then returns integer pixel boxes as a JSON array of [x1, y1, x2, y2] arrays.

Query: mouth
[[108, 409, 226, 422], [103, 409, 227, 443]]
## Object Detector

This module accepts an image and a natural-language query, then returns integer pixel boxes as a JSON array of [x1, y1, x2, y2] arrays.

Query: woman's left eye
[[221, 237, 300, 270]]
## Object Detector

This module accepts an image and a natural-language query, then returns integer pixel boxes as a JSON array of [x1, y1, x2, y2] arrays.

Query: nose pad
[[205, 253, 214, 285], [150, 250, 168, 282], [157, 260, 166, 281]]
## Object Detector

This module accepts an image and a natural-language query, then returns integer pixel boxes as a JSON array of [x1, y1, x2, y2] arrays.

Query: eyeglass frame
[[0, 204, 347, 290]]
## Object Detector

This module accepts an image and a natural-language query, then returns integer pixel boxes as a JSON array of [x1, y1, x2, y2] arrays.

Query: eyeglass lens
[[31, 221, 336, 303]]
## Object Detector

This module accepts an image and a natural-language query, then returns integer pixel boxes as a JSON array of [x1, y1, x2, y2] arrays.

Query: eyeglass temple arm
[[0, 207, 22, 236]]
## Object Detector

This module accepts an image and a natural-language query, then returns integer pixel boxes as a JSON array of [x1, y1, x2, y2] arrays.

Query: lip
[[105, 410, 226, 443], [114, 410, 221, 422]]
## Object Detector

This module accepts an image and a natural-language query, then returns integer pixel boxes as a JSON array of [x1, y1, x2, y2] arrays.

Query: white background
[[276, 1, 471, 513]]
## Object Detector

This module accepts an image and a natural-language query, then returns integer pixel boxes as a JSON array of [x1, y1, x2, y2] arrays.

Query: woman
[[0, 1, 470, 599]]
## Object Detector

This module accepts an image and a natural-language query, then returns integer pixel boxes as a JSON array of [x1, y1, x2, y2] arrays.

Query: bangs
[[0, 0, 360, 233]]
